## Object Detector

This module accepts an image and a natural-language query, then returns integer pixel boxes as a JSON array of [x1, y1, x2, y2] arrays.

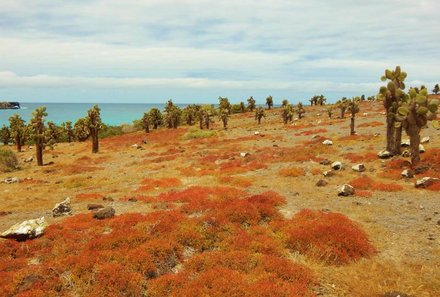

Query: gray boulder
[[378, 150, 392, 159], [352, 164, 366, 172], [93, 207, 115, 220], [52, 197, 72, 217], [331, 161, 342, 170], [401, 169, 414, 179], [415, 177, 440, 188], [3, 177, 19, 184]]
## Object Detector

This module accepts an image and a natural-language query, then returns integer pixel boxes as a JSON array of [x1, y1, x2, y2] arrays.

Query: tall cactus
[[9, 114, 26, 152], [255, 106, 266, 124], [30, 107, 47, 166], [247, 96, 256, 112], [326, 106, 333, 119], [297, 102, 305, 119], [46, 121, 61, 150], [377, 66, 407, 154], [336, 98, 349, 119], [148, 108, 163, 129], [86, 105, 102, 153], [219, 109, 229, 129], [281, 99, 289, 107], [433, 84, 439, 95], [141, 112, 150, 133], [395, 88, 439, 165], [266, 96, 273, 110], [62, 121, 74, 143], [0, 125, 11, 145], [281, 104, 294, 124], [348, 97, 360, 135], [317, 95, 326, 106]]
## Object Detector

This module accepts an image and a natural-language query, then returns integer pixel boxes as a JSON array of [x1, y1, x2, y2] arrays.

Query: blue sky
[[0, 0, 439, 104]]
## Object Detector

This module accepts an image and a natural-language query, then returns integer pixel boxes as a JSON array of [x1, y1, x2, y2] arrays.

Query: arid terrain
[[1, 100, 439, 297]]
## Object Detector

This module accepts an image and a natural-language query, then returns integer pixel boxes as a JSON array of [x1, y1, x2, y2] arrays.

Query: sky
[[0, 0, 439, 104]]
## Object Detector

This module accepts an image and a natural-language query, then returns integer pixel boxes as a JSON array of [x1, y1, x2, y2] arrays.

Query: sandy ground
[[1, 100, 439, 296]]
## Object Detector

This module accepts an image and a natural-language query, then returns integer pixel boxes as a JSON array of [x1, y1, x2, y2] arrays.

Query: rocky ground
[[1, 100, 439, 296]]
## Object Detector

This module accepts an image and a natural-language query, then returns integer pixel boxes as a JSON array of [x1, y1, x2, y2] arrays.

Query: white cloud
[[0, 0, 439, 102]]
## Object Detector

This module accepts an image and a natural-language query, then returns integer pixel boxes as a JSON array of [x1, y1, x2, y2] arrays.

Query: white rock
[[52, 197, 72, 217], [323, 170, 334, 177], [1, 217, 48, 241], [377, 150, 392, 159], [338, 184, 355, 196], [401, 139, 410, 147], [421, 136, 430, 144], [419, 144, 425, 153], [23, 156, 33, 163], [240, 152, 250, 158], [131, 144, 140, 148], [3, 177, 19, 184], [331, 161, 342, 170], [415, 177, 440, 188], [363, 112, 368, 116], [254, 131, 260, 135], [322, 139, 333, 145], [401, 169, 414, 178], [352, 164, 366, 172]]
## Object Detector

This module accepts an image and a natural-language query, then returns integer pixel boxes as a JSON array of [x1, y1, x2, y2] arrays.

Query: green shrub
[[184, 128, 216, 140], [0, 148, 18, 172], [99, 124, 124, 139]]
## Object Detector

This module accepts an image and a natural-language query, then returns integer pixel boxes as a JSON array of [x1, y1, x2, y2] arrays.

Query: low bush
[[279, 209, 376, 265], [0, 148, 18, 172], [278, 167, 305, 177], [184, 128, 216, 140]]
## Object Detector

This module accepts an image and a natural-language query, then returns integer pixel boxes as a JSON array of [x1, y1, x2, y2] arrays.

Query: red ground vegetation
[[136, 177, 182, 192], [341, 152, 377, 163], [357, 121, 383, 128], [349, 176, 403, 192], [0, 188, 376, 295], [294, 128, 328, 136], [277, 209, 376, 265], [218, 176, 253, 188]]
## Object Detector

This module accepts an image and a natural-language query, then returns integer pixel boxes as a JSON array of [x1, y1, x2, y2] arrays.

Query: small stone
[[254, 131, 260, 135], [382, 291, 412, 297], [52, 197, 72, 217], [378, 150, 392, 159], [363, 112, 368, 116], [131, 144, 141, 149], [338, 184, 355, 196], [401, 139, 410, 147], [322, 139, 333, 145], [3, 177, 19, 184], [23, 156, 33, 163], [421, 136, 430, 144], [93, 207, 115, 220], [415, 177, 440, 188], [240, 152, 250, 157], [1, 217, 47, 241], [316, 179, 328, 187], [414, 164, 431, 174], [319, 159, 332, 165], [331, 161, 342, 170], [87, 204, 104, 210], [102, 196, 114, 202], [401, 169, 414, 178], [401, 150, 410, 158], [128, 197, 138, 202], [419, 144, 425, 153], [352, 164, 365, 172], [323, 170, 334, 177]]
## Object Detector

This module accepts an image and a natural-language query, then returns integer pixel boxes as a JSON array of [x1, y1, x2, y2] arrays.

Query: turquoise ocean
[[0, 103, 185, 127]]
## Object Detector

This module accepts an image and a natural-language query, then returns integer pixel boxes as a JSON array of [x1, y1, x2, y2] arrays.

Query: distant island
[[0, 102, 20, 109]]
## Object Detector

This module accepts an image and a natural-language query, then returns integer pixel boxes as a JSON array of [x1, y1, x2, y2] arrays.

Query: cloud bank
[[0, 0, 439, 103]]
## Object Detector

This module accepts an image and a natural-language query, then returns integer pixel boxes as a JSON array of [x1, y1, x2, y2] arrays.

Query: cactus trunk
[[394, 126, 402, 155], [350, 116, 355, 135], [91, 128, 99, 153], [36, 141, 43, 166], [408, 124, 420, 166], [15, 135, 22, 152], [386, 116, 395, 153]]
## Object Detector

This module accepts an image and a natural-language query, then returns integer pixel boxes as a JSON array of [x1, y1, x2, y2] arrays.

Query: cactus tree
[[0, 125, 11, 145], [219, 109, 229, 130], [348, 97, 360, 135], [297, 102, 305, 119], [433, 84, 439, 95], [255, 106, 266, 124], [9, 114, 26, 152], [30, 107, 47, 166], [326, 106, 333, 119], [377, 66, 407, 154], [142, 112, 150, 133], [63, 121, 74, 143], [281, 104, 294, 124], [148, 108, 163, 129], [247, 96, 256, 112], [395, 88, 439, 165], [86, 105, 102, 153], [336, 98, 349, 119], [266, 96, 273, 110]]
